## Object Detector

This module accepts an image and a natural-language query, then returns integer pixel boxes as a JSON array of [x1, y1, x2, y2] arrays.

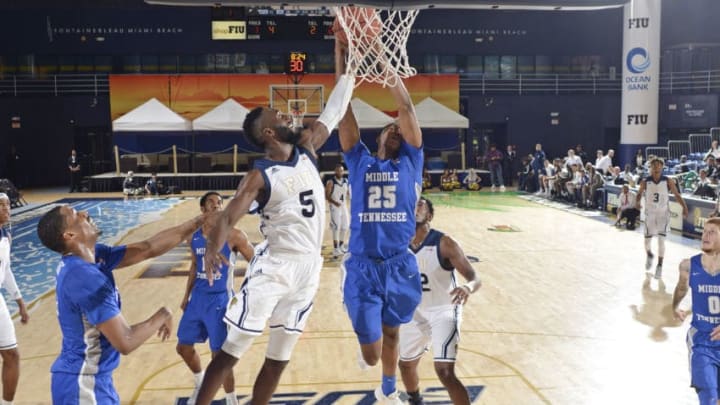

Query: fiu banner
[[620, 0, 661, 145]]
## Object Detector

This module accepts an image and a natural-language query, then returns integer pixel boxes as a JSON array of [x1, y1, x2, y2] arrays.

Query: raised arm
[[672, 258, 691, 320], [441, 235, 481, 306], [117, 215, 204, 269], [387, 77, 422, 148], [97, 307, 172, 355], [204, 170, 264, 285]]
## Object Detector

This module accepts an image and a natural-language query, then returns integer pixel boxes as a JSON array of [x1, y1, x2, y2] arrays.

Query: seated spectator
[[122, 171, 141, 196], [614, 185, 639, 229], [422, 168, 432, 191], [621, 164, 637, 187], [463, 168, 482, 191], [694, 169, 716, 199], [449, 169, 462, 190], [440, 169, 454, 191], [635, 148, 644, 171], [145, 172, 159, 195], [582, 165, 604, 209], [595, 149, 614, 175], [565, 149, 583, 170], [674, 155, 692, 174], [566, 164, 585, 203], [518, 157, 535, 192], [706, 139, 720, 161], [537, 159, 555, 196]]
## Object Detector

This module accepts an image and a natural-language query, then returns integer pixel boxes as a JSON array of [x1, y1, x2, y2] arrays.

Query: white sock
[[2, 399, 13, 405], [226, 391, 239, 405], [193, 371, 204, 387]]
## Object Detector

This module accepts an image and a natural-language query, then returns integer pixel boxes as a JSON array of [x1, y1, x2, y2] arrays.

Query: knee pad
[[221, 328, 255, 359], [265, 327, 301, 362]]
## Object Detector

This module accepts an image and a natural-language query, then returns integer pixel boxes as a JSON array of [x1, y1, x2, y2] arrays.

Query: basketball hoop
[[290, 109, 305, 130], [333, 6, 419, 87]]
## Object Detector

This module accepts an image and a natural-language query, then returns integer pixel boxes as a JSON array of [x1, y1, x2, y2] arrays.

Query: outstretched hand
[[449, 286, 472, 306], [157, 315, 172, 341], [203, 247, 229, 287]]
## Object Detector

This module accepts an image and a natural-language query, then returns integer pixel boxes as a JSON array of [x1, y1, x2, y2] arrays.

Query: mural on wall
[[109, 74, 460, 121]]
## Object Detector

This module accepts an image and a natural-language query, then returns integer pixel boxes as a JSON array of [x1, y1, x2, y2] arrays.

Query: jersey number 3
[[368, 185, 397, 209], [299, 190, 315, 218]]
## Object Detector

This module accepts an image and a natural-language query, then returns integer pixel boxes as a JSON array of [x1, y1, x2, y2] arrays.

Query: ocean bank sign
[[620, 0, 661, 145]]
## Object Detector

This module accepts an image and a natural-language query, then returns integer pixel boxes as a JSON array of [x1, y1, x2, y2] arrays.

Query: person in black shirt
[[67, 149, 81, 193]]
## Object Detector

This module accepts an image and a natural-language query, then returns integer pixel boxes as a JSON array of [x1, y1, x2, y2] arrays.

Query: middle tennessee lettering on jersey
[[345, 140, 423, 258], [689, 254, 720, 346], [191, 229, 234, 295]]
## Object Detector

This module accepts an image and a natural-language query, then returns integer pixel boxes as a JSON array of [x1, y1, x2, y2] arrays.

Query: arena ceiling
[[143, 0, 630, 11]]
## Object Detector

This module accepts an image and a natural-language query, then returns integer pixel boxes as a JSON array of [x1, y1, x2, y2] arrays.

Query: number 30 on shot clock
[[288, 51, 307, 75]]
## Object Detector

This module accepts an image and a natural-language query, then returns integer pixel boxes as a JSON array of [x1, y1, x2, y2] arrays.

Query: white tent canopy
[[351, 98, 395, 129], [112, 98, 191, 132], [414, 97, 469, 128], [192, 98, 250, 131]]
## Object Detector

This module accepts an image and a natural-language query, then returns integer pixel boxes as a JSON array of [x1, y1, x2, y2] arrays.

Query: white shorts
[[224, 251, 321, 336], [329, 205, 349, 232], [645, 210, 669, 237], [399, 306, 462, 363], [0, 294, 17, 350]]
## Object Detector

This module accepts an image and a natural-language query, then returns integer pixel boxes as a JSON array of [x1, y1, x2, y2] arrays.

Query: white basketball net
[[333, 6, 419, 87]]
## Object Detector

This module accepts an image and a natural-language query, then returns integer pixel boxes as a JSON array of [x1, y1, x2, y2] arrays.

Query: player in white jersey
[[0, 193, 28, 405], [196, 56, 355, 404], [635, 157, 687, 280], [398, 197, 480, 405], [325, 163, 350, 257]]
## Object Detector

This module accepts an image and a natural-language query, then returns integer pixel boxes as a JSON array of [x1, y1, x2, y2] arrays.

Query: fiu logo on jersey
[[282, 169, 315, 193]]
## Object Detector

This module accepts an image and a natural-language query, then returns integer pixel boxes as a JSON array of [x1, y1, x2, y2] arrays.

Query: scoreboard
[[245, 16, 335, 40]]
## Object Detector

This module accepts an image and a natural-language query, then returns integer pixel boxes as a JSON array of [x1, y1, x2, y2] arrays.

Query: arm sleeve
[[67, 266, 121, 326]]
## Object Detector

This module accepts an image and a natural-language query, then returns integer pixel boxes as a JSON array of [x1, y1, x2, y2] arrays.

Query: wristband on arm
[[317, 74, 356, 132]]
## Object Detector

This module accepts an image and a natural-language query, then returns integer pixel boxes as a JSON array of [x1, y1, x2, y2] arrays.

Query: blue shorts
[[343, 251, 422, 344], [691, 343, 720, 393], [51, 372, 118, 404], [177, 292, 229, 352]]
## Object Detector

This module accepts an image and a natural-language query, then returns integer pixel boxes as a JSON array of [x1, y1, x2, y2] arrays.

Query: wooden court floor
[[9, 189, 699, 404]]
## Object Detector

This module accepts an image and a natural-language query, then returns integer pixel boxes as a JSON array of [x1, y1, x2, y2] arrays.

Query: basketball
[[332, 7, 382, 47]]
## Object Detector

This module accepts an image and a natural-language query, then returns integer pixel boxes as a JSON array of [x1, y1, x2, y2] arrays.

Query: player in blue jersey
[[399, 198, 481, 405], [672, 217, 720, 405], [177, 191, 255, 405], [36, 204, 206, 404], [195, 49, 355, 404], [336, 41, 424, 403]]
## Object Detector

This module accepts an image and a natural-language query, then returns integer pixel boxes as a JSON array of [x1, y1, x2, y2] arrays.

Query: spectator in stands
[[145, 173, 159, 196], [635, 149, 645, 171], [503, 144, 517, 187], [583, 165, 604, 209], [122, 171, 141, 197], [694, 169, 716, 199], [621, 164, 637, 187], [705, 156, 718, 182], [536, 159, 555, 196], [615, 185, 639, 229], [575, 144, 588, 164], [485, 143, 505, 192], [545, 159, 563, 198], [675, 155, 692, 174], [595, 149, 614, 175], [67, 149, 81, 193], [565, 164, 584, 203], [705, 139, 720, 160], [565, 149, 583, 170], [518, 156, 534, 192], [553, 163, 572, 199], [440, 169, 454, 192], [449, 169, 462, 190], [463, 168, 482, 191], [531, 144, 546, 191], [422, 168, 432, 191]]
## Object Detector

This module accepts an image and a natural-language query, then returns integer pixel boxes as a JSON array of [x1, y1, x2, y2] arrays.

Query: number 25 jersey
[[253, 146, 326, 257], [344, 141, 423, 259]]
